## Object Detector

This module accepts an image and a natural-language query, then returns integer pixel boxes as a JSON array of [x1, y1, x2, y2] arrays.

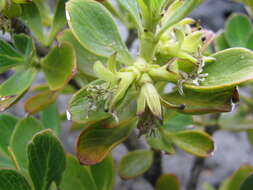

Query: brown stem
[[186, 114, 220, 190], [11, 18, 49, 57], [144, 149, 162, 187], [125, 29, 137, 49], [124, 131, 162, 187]]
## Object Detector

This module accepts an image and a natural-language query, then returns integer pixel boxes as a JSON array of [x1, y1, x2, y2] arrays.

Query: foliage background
[[0, 0, 251, 190]]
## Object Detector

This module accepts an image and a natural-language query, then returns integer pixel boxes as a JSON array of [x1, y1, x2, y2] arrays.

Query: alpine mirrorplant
[[65, 0, 251, 165]]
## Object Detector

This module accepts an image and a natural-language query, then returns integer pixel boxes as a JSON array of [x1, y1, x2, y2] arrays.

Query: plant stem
[[140, 31, 158, 63], [8, 146, 21, 171], [144, 149, 162, 187], [126, 29, 137, 49], [11, 18, 49, 57], [186, 114, 220, 190]]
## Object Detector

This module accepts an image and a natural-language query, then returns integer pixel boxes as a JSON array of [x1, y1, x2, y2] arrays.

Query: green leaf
[[0, 114, 18, 154], [162, 88, 237, 114], [0, 39, 25, 73], [60, 154, 98, 190], [157, 0, 199, 38], [10, 117, 44, 168], [0, 39, 22, 57], [28, 129, 66, 190], [33, 0, 52, 26], [3, 2, 22, 18], [0, 0, 6, 12], [169, 130, 215, 157], [118, 150, 153, 179], [0, 68, 35, 97], [146, 133, 175, 154], [117, 0, 142, 29], [163, 110, 193, 132], [227, 165, 253, 190], [68, 81, 111, 124], [13, 34, 34, 57], [48, 0, 68, 45], [58, 29, 106, 78], [155, 174, 180, 190], [21, 3, 45, 44], [41, 103, 61, 136], [219, 116, 253, 131], [90, 155, 115, 190], [240, 173, 253, 190], [66, 0, 132, 64], [77, 119, 136, 165], [225, 14, 252, 48], [247, 32, 253, 50], [42, 42, 76, 90], [24, 91, 58, 114], [0, 170, 32, 190], [0, 68, 36, 111], [185, 48, 253, 92], [215, 32, 230, 51], [0, 152, 13, 168]]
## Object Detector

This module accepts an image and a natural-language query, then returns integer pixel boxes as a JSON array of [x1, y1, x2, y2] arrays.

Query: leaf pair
[[0, 129, 66, 190], [23, 42, 76, 115]]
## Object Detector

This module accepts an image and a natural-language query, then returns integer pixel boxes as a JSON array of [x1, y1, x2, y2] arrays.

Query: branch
[[186, 114, 220, 190], [144, 150, 162, 187], [11, 18, 49, 57], [126, 29, 137, 49]]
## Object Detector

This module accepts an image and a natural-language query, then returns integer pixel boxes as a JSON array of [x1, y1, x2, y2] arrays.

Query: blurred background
[[1, 0, 252, 190]]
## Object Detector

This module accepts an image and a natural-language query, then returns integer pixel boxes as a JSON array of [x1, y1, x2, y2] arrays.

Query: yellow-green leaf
[[42, 42, 76, 90], [66, 0, 132, 64], [118, 150, 153, 179], [155, 174, 180, 190], [77, 119, 136, 165], [185, 48, 253, 92]]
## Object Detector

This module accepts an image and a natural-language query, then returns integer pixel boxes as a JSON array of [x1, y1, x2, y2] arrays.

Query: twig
[[11, 18, 49, 57], [144, 149, 162, 187], [126, 29, 137, 49], [186, 114, 220, 190]]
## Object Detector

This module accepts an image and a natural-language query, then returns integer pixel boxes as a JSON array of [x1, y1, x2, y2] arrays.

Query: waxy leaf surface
[[118, 150, 153, 179], [77, 119, 136, 165], [66, 0, 132, 64], [28, 129, 66, 190], [186, 48, 253, 91], [0, 170, 32, 190]]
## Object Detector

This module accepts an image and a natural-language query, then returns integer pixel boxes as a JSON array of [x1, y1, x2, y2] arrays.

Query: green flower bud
[[139, 74, 162, 120], [94, 61, 116, 82], [0, 0, 6, 12], [109, 72, 136, 112]]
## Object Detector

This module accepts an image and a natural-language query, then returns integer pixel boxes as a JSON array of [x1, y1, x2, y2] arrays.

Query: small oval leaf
[[10, 116, 44, 169], [77, 119, 136, 165], [225, 14, 252, 48], [42, 42, 76, 90], [28, 129, 66, 190], [60, 154, 98, 190], [66, 0, 132, 63], [169, 130, 215, 157], [155, 174, 180, 190], [118, 150, 153, 180], [185, 48, 253, 91]]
